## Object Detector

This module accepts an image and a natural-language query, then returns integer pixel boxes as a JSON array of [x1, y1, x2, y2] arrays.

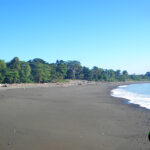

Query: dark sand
[[0, 83, 150, 150]]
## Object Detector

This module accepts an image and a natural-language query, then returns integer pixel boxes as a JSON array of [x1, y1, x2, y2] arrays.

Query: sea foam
[[111, 83, 150, 109]]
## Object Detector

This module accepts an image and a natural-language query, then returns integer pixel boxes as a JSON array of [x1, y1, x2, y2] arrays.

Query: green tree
[[91, 67, 103, 81], [122, 70, 128, 81], [101, 70, 109, 81], [108, 69, 115, 81], [28, 58, 48, 64], [7, 57, 21, 82], [49, 63, 59, 81], [20, 61, 31, 83], [115, 70, 121, 81], [0, 60, 6, 83], [82, 67, 92, 81], [66, 61, 82, 79], [57, 64, 67, 79], [91, 66, 99, 81], [7, 57, 21, 70], [4, 69, 19, 83], [30, 61, 51, 83]]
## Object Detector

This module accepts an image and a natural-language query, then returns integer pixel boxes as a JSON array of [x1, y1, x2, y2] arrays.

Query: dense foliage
[[0, 57, 149, 83]]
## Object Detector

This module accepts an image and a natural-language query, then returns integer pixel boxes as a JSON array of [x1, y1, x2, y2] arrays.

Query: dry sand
[[0, 82, 150, 150]]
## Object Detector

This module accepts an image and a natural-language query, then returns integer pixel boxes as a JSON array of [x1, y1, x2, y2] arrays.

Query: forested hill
[[0, 57, 149, 83]]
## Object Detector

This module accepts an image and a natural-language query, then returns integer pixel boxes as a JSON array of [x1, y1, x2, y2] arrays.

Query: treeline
[[0, 57, 149, 83]]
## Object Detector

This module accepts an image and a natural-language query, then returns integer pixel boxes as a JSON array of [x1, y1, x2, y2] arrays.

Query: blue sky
[[0, 0, 150, 74]]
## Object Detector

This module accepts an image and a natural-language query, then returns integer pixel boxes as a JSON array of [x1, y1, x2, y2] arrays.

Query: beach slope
[[0, 83, 149, 150]]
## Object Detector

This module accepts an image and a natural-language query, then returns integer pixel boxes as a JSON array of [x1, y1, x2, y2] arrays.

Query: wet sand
[[0, 83, 150, 150]]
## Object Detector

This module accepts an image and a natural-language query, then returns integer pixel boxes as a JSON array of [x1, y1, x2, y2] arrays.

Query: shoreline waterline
[[111, 83, 150, 110]]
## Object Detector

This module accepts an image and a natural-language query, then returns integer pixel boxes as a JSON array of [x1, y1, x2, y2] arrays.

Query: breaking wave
[[111, 83, 150, 109]]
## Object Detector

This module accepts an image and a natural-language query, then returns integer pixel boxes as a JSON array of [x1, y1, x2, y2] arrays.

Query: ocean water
[[111, 83, 150, 109]]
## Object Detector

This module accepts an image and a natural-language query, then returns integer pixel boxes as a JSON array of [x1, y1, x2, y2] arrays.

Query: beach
[[0, 82, 150, 150]]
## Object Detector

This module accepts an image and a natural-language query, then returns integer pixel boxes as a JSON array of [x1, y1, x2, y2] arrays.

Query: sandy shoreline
[[0, 80, 97, 89], [0, 80, 148, 89], [0, 82, 150, 149]]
